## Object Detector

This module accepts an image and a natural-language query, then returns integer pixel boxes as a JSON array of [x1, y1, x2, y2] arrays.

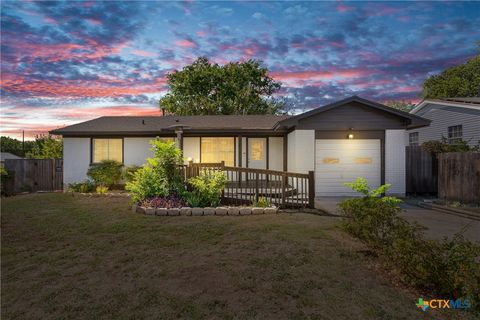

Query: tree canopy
[[384, 100, 416, 112], [159, 57, 285, 115], [422, 55, 480, 99], [0, 135, 62, 159]]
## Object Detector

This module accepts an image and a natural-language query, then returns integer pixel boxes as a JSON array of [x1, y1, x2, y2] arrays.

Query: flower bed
[[133, 205, 279, 216]]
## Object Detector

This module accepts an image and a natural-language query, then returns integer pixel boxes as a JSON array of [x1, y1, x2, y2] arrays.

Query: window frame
[[199, 137, 236, 166], [447, 125, 463, 144], [90, 137, 124, 164], [409, 132, 419, 146]]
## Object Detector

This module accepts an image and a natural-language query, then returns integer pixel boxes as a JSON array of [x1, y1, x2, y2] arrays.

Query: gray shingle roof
[[50, 115, 291, 135]]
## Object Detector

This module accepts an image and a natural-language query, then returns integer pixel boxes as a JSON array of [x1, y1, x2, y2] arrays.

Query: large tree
[[26, 135, 63, 159], [159, 57, 285, 115], [422, 55, 480, 99]]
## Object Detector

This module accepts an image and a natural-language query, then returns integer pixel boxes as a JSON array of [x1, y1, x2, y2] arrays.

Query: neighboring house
[[50, 96, 429, 196], [408, 97, 480, 147], [0, 152, 23, 164]]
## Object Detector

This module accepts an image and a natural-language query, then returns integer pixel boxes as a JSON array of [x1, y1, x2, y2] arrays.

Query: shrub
[[140, 195, 186, 209], [125, 165, 168, 204], [96, 185, 109, 194], [340, 178, 480, 312], [184, 170, 228, 207], [87, 160, 123, 187], [125, 139, 184, 203], [124, 165, 141, 183], [149, 139, 183, 193], [422, 137, 479, 153], [252, 196, 269, 208], [68, 181, 96, 193]]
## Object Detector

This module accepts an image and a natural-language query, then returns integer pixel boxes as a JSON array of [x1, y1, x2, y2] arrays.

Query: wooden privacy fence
[[438, 152, 480, 204], [406, 146, 438, 195], [181, 162, 315, 208], [3, 159, 63, 194]]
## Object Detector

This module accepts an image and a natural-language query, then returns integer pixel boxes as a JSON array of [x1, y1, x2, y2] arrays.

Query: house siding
[[63, 137, 90, 185], [124, 137, 154, 166], [268, 137, 283, 171], [385, 129, 406, 196], [183, 137, 201, 164], [408, 104, 480, 147], [287, 130, 315, 173]]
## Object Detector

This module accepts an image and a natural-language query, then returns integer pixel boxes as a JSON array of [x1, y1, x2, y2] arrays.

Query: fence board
[[4, 159, 63, 194], [405, 146, 438, 194], [438, 152, 480, 204]]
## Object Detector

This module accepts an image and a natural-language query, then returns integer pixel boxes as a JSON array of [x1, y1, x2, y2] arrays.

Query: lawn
[[1, 193, 474, 319]]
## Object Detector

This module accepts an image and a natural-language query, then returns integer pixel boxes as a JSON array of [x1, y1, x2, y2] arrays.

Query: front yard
[[1, 194, 473, 319]]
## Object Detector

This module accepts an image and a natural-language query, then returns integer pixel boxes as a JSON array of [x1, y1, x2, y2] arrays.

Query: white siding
[[268, 137, 283, 171], [288, 130, 315, 173], [385, 130, 406, 196], [409, 104, 480, 146], [183, 137, 200, 164], [124, 137, 154, 166], [63, 138, 90, 185]]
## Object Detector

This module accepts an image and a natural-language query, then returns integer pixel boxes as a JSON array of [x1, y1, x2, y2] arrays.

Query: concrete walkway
[[315, 197, 480, 243]]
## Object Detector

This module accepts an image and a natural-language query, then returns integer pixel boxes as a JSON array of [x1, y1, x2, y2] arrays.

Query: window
[[250, 139, 265, 161], [92, 138, 123, 163], [409, 132, 419, 146], [448, 125, 462, 144], [201, 137, 234, 166]]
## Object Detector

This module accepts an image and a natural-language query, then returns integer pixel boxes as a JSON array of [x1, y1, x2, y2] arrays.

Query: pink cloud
[[336, 4, 354, 12], [131, 49, 156, 57], [196, 30, 208, 37], [175, 39, 197, 48], [270, 68, 373, 87]]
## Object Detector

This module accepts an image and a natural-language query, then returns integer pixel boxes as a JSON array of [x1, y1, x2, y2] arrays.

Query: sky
[[1, 1, 479, 139]]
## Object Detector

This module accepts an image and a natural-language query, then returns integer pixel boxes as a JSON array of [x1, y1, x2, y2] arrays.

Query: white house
[[51, 96, 430, 197], [407, 97, 480, 147]]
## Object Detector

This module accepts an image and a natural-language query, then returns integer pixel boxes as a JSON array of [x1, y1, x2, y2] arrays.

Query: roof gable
[[278, 96, 430, 129]]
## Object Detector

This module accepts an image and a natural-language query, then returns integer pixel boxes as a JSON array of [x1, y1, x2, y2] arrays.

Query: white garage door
[[315, 139, 381, 196]]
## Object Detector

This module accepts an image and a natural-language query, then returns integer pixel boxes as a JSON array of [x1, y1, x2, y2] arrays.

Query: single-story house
[[407, 97, 480, 147], [50, 96, 429, 196]]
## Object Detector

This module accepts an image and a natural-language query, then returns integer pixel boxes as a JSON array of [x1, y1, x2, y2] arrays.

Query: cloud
[[175, 39, 197, 48]]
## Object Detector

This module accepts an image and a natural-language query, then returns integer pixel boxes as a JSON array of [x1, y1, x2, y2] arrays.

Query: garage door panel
[[315, 139, 381, 196]]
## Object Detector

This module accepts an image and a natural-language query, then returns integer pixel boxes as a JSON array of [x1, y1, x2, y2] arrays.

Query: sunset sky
[[1, 1, 479, 139]]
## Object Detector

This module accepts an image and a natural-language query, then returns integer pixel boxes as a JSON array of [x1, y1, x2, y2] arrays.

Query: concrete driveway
[[315, 197, 480, 243]]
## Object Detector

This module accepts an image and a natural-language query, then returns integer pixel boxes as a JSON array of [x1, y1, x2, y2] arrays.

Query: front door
[[248, 138, 267, 169]]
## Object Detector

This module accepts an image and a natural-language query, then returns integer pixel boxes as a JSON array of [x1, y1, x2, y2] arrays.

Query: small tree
[[87, 160, 123, 188], [26, 135, 63, 159]]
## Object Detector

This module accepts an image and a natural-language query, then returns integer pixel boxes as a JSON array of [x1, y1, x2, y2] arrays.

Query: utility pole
[[22, 130, 25, 157]]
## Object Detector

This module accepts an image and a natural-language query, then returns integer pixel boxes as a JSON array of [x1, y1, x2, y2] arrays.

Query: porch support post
[[175, 129, 183, 152], [238, 135, 242, 167], [283, 134, 288, 171]]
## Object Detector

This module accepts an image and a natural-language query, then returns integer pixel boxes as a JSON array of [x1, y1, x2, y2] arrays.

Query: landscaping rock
[[192, 207, 203, 216], [215, 207, 228, 216], [155, 208, 168, 216], [180, 207, 192, 216], [137, 206, 146, 214], [264, 207, 279, 215], [168, 208, 180, 216], [203, 207, 216, 216], [131, 204, 138, 213], [145, 207, 155, 215], [227, 207, 240, 215], [252, 207, 264, 215], [239, 207, 252, 215]]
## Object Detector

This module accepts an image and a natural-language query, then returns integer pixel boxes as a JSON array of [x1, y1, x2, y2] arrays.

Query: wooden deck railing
[[181, 161, 315, 208]]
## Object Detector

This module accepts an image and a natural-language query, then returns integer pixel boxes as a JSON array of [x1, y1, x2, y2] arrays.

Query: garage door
[[315, 139, 381, 196]]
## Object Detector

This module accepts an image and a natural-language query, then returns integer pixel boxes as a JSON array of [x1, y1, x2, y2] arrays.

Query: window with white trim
[[200, 137, 235, 166], [448, 125, 462, 144]]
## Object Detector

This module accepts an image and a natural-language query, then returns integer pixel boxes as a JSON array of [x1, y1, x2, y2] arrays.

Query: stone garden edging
[[132, 204, 279, 216]]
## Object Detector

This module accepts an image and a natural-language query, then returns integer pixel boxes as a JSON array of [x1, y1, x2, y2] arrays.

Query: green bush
[[125, 139, 184, 203], [87, 160, 123, 187], [253, 196, 269, 208], [184, 170, 228, 207], [150, 139, 183, 193], [422, 137, 479, 153], [125, 165, 169, 204], [339, 178, 480, 312], [124, 165, 141, 183], [96, 185, 109, 194], [68, 181, 96, 193]]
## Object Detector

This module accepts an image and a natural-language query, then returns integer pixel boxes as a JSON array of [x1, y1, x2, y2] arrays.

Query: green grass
[[1, 193, 474, 319]]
